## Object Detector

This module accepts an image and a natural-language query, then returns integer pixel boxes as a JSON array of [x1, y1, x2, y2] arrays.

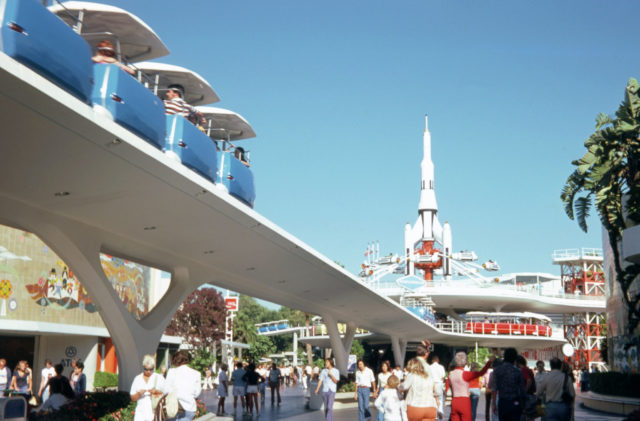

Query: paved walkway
[[201, 386, 625, 420]]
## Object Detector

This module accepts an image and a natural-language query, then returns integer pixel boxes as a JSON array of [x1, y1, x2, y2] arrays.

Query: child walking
[[374, 375, 403, 421]]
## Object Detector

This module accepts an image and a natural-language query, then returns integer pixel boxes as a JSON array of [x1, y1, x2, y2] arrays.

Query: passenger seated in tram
[[188, 112, 207, 132], [91, 40, 134, 75], [164, 84, 206, 126], [234, 147, 250, 167]]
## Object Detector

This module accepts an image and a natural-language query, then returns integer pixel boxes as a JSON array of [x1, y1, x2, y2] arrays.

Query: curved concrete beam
[[0, 195, 193, 389]]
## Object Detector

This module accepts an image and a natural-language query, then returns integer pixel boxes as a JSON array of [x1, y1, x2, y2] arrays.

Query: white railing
[[371, 279, 605, 301], [552, 248, 603, 261]]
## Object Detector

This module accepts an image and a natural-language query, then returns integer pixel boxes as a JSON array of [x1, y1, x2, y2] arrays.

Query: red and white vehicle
[[464, 311, 552, 337]]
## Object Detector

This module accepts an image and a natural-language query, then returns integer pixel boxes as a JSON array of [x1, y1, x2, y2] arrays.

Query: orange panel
[[104, 338, 118, 373]]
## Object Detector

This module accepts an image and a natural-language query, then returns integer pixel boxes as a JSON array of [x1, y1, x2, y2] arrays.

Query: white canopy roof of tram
[[50, 2, 170, 62], [135, 62, 220, 106], [196, 107, 256, 141]]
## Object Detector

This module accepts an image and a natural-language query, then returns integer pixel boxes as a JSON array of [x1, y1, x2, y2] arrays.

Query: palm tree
[[561, 78, 640, 334]]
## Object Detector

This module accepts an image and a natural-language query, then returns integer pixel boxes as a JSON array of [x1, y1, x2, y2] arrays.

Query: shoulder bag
[[561, 373, 574, 404], [153, 395, 166, 421]]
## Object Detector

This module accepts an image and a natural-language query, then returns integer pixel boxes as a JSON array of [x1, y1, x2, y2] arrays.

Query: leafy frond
[[595, 112, 613, 130], [561, 171, 586, 219], [574, 195, 592, 232]]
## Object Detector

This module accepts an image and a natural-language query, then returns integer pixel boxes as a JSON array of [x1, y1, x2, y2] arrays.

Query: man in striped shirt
[[164, 84, 205, 126]]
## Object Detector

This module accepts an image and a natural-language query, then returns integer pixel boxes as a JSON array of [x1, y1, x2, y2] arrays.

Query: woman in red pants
[[448, 352, 494, 421]]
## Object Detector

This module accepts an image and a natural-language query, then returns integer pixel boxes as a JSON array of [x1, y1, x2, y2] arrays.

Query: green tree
[[189, 348, 216, 375], [351, 340, 365, 360], [466, 347, 492, 366], [247, 335, 276, 362], [233, 295, 275, 343], [561, 78, 640, 334]]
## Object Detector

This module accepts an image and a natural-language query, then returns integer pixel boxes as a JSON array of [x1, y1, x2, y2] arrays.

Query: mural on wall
[[100, 254, 150, 320], [24, 261, 97, 313], [0, 225, 103, 327], [0, 279, 12, 316]]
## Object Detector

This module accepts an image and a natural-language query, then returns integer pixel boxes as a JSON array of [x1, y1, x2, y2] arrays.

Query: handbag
[[154, 395, 166, 421], [165, 390, 179, 418], [561, 373, 574, 404]]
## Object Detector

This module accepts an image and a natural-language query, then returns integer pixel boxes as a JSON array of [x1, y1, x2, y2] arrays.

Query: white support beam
[[293, 331, 298, 367], [322, 314, 350, 376], [391, 336, 407, 368], [342, 322, 357, 356], [0, 197, 192, 390]]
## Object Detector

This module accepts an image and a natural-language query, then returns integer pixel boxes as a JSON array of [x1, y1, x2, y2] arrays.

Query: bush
[[590, 372, 640, 398], [338, 379, 356, 393], [189, 349, 216, 377], [196, 399, 208, 418], [29, 391, 131, 421], [94, 371, 119, 389], [29, 392, 209, 421]]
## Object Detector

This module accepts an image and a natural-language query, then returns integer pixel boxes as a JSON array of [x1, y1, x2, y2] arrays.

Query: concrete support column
[[323, 314, 350, 376], [391, 336, 407, 368], [0, 197, 192, 390], [293, 331, 298, 367], [342, 322, 357, 357]]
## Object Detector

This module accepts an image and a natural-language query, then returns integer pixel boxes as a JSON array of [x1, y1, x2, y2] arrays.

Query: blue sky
[[99, 1, 638, 283]]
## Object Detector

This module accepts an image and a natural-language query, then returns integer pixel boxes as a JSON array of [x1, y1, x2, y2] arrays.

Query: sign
[[225, 297, 239, 311], [65, 346, 77, 358], [562, 343, 575, 357], [348, 354, 357, 373]]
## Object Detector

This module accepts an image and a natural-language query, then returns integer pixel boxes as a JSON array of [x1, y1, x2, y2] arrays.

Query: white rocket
[[404, 115, 452, 279]]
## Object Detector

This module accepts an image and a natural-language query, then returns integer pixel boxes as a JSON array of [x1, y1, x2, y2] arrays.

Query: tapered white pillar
[[391, 336, 407, 368], [0, 196, 193, 390], [322, 314, 351, 376], [293, 331, 298, 367]]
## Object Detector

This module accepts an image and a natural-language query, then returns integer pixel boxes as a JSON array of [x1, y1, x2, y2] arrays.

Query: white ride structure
[[403, 115, 453, 281], [351, 116, 607, 363]]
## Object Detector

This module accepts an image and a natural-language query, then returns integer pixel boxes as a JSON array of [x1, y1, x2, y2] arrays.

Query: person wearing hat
[[164, 84, 206, 127], [91, 40, 134, 75]]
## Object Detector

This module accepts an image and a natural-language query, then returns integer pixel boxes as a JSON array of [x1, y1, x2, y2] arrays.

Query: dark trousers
[[485, 393, 492, 421], [498, 397, 522, 421]]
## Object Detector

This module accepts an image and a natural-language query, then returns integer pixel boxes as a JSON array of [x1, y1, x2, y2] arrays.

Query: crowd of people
[[336, 343, 579, 421], [301, 341, 579, 421], [0, 357, 86, 414], [0, 344, 583, 421], [211, 360, 312, 416], [129, 345, 581, 421]]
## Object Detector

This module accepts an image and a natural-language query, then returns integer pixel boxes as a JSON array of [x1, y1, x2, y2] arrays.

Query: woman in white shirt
[[376, 361, 392, 421], [398, 358, 438, 421], [130, 355, 165, 421], [164, 351, 202, 421]]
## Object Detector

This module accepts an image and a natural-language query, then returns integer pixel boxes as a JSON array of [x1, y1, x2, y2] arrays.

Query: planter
[[582, 391, 640, 415]]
